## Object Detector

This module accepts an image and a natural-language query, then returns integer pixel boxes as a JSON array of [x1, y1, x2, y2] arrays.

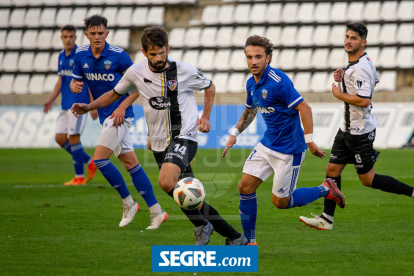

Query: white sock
[[149, 203, 162, 214], [122, 195, 134, 206], [411, 189, 414, 198], [86, 158, 92, 165], [322, 212, 334, 223]]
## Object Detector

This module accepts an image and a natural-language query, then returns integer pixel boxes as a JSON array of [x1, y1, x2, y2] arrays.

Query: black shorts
[[153, 138, 197, 179], [329, 129, 380, 175]]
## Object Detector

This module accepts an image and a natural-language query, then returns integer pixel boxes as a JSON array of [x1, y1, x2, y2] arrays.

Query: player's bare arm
[[110, 91, 139, 127], [331, 83, 371, 107], [43, 76, 62, 113], [222, 107, 258, 157], [295, 101, 326, 158], [198, 82, 215, 133], [71, 90, 121, 118]]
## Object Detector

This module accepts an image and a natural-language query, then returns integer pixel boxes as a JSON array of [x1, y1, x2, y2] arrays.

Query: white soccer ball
[[173, 177, 206, 210]]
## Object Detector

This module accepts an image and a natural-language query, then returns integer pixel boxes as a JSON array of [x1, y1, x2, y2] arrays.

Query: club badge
[[262, 89, 268, 99], [167, 80, 177, 91], [104, 60, 112, 70]]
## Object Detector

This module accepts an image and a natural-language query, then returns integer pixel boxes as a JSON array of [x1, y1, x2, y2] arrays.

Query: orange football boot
[[82, 159, 97, 184], [64, 177, 85, 186]]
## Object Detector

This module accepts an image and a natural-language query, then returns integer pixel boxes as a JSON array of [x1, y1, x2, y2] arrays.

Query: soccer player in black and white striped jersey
[[300, 22, 414, 230]]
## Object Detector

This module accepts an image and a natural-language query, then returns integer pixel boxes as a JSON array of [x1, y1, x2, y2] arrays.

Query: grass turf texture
[[1, 148, 413, 276]]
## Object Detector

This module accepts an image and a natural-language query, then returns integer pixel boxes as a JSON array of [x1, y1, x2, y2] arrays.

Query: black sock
[[167, 189, 205, 227], [372, 174, 414, 197], [200, 202, 241, 240], [323, 176, 341, 217]]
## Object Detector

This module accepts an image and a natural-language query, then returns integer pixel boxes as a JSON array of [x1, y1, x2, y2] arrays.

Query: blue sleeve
[[245, 81, 256, 109], [119, 51, 133, 74], [278, 79, 303, 109], [57, 54, 62, 76], [72, 52, 83, 80]]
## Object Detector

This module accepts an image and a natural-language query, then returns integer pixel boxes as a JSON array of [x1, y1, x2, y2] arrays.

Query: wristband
[[304, 134, 313, 143], [231, 128, 240, 137]]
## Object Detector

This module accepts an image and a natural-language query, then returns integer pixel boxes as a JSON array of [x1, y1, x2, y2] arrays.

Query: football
[[173, 177, 206, 210]]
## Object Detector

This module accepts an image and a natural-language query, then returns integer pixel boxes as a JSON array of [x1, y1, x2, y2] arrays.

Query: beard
[[149, 59, 167, 71], [345, 44, 360, 54]]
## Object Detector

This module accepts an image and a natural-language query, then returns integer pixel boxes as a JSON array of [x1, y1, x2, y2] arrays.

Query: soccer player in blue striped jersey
[[222, 36, 346, 245], [70, 15, 167, 229], [43, 25, 97, 186]]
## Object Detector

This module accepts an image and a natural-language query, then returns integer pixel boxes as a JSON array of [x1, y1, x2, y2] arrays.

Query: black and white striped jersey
[[341, 53, 379, 135], [114, 58, 212, 152]]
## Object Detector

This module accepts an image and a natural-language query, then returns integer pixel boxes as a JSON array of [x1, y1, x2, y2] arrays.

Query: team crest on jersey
[[69, 59, 74, 67], [262, 89, 268, 99], [167, 80, 177, 91], [104, 60, 112, 70]]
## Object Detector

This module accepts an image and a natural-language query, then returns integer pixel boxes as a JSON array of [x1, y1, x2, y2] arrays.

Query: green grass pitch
[[1, 148, 413, 276]]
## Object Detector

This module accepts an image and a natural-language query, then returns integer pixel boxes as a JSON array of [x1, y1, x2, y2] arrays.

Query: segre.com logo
[[151, 246, 258, 272]]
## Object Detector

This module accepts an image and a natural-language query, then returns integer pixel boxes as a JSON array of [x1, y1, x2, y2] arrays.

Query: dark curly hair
[[244, 35, 273, 64], [141, 26, 169, 52], [346, 22, 368, 40], [84, 14, 108, 30]]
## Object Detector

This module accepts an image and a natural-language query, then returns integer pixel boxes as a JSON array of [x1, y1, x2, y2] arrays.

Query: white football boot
[[119, 202, 140, 227], [299, 213, 333, 230], [146, 210, 168, 229]]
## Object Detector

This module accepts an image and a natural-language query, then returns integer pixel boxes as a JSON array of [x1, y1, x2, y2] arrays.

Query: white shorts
[[97, 117, 134, 157], [243, 143, 306, 198], [55, 110, 87, 135]]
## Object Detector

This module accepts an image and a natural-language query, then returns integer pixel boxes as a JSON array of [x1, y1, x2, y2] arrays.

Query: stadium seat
[[200, 27, 217, 47], [0, 52, 3, 70], [266, 3, 282, 23], [297, 26, 313, 46], [216, 27, 233, 47], [230, 49, 246, 70], [25, 8, 41, 27], [328, 49, 347, 68], [13, 74, 30, 94], [218, 5, 235, 25], [0, 74, 14, 95], [397, 47, 414, 68], [380, 1, 397, 21], [265, 26, 281, 46], [376, 71, 397, 91], [131, 7, 148, 27], [363, 1, 381, 21], [52, 30, 62, 49], [201, 5, 219, 25], [397, 24, 414, 44], [169, 28, 186, 48], [40, 8, 56, 27], [233, 4, 251, 24], [311, 48, 329, 69], [330, 2, 348, 22], [22, 30, 38, 49], [270, 49, 279, 68], [397, 1, 414, 20], [89, 0, 105, 4], [6, 30, 22, 49], [87, 7, 103, 18], [293, 72, 311, 93], [278, 49, 295, 70], [227, 73, 245, 93], [37, 30, 53, 49], [347, 2, 364, 21], [102, 7, 117, 27], [30, 0, 43, 5], [197, 50, 215, 71], [11, 0, 26, 6], [2, 52, 18, 72], [146, 7, 164, 26], [232, 26, 249, 47], [168, 50, 183, 62], [214, 49, 231, 70], [0, 9, 9, 27], [282, 3, 298, 23], [33, 52, 51, 72], [0, 0, 11, 6], [44, 74, 59, 93], [280, 26, 297, 46], [313, 25, 330, 46], [250, 3, 267, 24], [29, 75, 46, 94], [18, 52, 35, 72], [295, 49, 312, 69], [182, 50, 199, 67], [55, 8, 72, 27], [43, 0, 57, 4], [298, 3, 315, 23], [314, 2, 331, 23], [329, 25, 345, 46], [9, 8, 25, 27], [212, 73, 229, 93], [76, 29, 86, 46], [71, 8, 88, 27], [106, 29, 114, 45], [366, 24, 380, 44], [249, 26, 265, 37], [379, 24, 397, 44], [310, 72, 329, 93], [378, 47, 397, 68], [0, 31, 6, 50], [113, 29, 130, 49], [184, 28, 201, 48], [365, 47, 380, 64], [48, 51, 59, 71], [117, 7, 133, 27]]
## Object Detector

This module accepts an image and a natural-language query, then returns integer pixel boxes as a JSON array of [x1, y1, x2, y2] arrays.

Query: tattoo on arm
[[236, 108, 257, 133]]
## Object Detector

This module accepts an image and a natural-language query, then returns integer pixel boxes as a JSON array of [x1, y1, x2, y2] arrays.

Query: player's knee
[[360, 178, 373, 187], [55, 136, 66, 146], [158, 175, 174, 193], [272, 196, 289, 209], [238, 181, 254, 194]]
